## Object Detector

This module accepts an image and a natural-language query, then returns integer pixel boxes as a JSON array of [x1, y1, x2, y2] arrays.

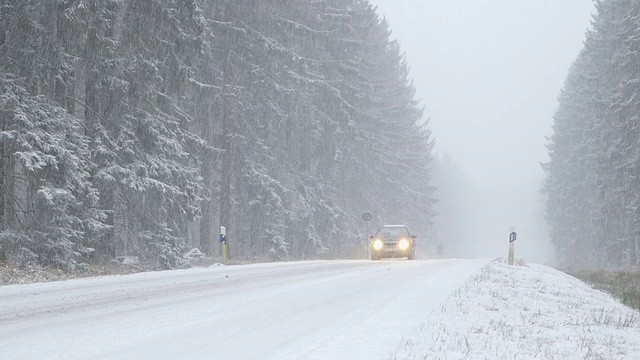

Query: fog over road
[[1, 259, 489, 359]]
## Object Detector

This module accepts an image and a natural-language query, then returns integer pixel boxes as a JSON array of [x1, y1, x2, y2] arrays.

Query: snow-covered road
[[0, 259, 489, 359]]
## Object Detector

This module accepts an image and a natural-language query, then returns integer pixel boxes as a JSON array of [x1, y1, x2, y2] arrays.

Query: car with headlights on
[[369, 225, 416, 260]]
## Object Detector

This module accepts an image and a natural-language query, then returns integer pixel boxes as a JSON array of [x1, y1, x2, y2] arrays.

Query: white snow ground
[[1, 258, 638, 359]]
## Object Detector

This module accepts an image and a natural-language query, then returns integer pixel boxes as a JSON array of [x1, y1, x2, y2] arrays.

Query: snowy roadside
[[0, 251, 216, 286], [0, 262, 145, 286], [393, 259, 640, 360]]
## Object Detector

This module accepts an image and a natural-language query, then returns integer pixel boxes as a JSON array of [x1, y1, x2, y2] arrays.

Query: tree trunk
[[218, 48, 233, 256], [53, 1, 68, 109], [0, 107, 21, 236], [84, 12, 99, 135], [0, 108, 7, 234], [199, 108, 215, 254], [631, 231, 637, 267]]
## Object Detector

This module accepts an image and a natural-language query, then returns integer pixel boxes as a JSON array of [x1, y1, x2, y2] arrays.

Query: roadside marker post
[[508, 226, 517, 265], [220, 226, 228, 265], [361, 211, 372, 259]]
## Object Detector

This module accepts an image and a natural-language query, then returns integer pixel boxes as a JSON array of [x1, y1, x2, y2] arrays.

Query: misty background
[[370, 0, 596, 263]]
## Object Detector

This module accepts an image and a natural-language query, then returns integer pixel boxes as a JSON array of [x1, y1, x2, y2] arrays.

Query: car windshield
[[376, 227, 409, 237]]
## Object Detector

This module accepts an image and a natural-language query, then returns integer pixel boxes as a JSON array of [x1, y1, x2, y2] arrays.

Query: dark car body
[[369, 225, 416, 260]]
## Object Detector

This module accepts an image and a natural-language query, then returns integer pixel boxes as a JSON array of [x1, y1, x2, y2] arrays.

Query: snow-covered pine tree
[[601, 0, 640, 266], [546, 0, 640, 268], [316, 1, 437, 247], [545, 52, 603, 268], [93, 0, 206, 269], [0, 0, 106, 269]]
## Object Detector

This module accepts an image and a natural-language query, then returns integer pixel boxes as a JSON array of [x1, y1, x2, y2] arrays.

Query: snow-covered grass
[[0, 255, 237, 286], [392, 259, 640, 360]]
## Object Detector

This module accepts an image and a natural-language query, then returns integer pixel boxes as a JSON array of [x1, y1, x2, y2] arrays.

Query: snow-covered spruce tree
[[188, 1, 224, 255], [584, 1, 632, 268], [546, 0, 640, 268], [0, 77, 106, 270], [292, 0, 436, 257], [65, 0, 128, 261], [241, 1, 361, 259], [193, 1, 251, 258], [310, 1, 436, 252], [368, 15, 437, 244], [88, 0, 206, 269], [189, 0, 437, 261], [545, 53, 605, 268], [1, 0, 210, 269], [197, 0, 341, 260], [303, 1, 375, 258], [601, 0, 640, 266], [0, 1, 107, 270]]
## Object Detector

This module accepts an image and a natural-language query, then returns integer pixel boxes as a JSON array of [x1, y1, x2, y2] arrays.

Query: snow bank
[[394, 259, 640, 360]]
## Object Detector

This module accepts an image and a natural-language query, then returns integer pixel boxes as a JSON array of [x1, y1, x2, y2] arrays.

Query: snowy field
[[1, 258, 639, 359]]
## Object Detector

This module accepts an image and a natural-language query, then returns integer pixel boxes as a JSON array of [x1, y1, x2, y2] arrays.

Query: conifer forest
[[545, 0, 640, 269], [3, 0, 640, 272], [0, 1, 436, 269]]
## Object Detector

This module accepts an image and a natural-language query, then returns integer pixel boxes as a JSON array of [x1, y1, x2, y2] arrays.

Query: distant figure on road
[[437, 242, 443, 257]]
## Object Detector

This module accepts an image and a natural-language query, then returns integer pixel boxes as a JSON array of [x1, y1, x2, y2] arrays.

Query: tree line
[[0, 0, 436, 270], [545, 0, 640, 269]]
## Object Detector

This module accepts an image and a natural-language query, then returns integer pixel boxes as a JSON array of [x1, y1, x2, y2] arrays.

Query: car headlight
[[398, 239, 410, 250], [372, 239, 384, 251]]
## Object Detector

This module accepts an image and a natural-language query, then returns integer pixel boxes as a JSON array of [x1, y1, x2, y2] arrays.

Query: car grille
[[384, 243, 399, 250]]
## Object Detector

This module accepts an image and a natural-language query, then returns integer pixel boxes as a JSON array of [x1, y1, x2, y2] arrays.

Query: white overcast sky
[[369, 0, 595, 262]]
